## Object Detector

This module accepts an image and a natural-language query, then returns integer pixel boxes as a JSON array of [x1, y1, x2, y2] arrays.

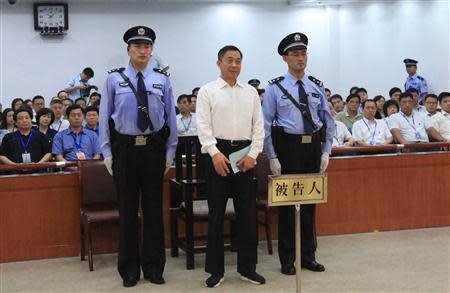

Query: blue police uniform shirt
[[52, 127, 101, 160], [262, 72, 335, 159], [404, 74, 428, 102], [85, 125, 99, 135], [99, 63, 178, 159], [64, 74, 85, 101]]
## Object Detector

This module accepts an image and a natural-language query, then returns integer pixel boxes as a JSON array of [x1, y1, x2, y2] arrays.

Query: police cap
[[123, 26, 156, 45], [248, 79, 260, 88], [278, 32, 308, 55], [403, 58, 418, 67]]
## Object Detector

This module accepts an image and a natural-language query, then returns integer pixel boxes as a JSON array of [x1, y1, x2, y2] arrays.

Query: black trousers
[[205, 141, 257, 276], [112, 134, 166, 281], [275, 132, 322, 267]]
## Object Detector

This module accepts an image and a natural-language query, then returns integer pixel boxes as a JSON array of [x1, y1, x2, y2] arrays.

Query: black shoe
[[281, 264, 296, 275], [205, 274, 224, 288], [144, 272, 165, 285], [301, 260, 325, 272], [240, 271, 266, 285], [122, 277, 138, 287]]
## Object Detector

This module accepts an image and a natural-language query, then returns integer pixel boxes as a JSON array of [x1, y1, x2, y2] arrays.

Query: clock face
[[34, 3, 68, 30]]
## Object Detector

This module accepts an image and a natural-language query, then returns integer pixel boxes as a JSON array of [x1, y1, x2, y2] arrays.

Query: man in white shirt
[[389, 92, 445, 144], [333, 120, 355, 147], [176, 94, 197, 136], [407, 88, 426, 113], [352, 100, 393, 145], [197, 45, 265, 288], [433, 92, 450, 141], [49, 99, 69, 132]]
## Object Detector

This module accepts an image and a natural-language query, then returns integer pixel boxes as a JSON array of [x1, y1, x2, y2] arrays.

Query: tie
[[297, 80, 314, 134], [137, 72, 151, 132]]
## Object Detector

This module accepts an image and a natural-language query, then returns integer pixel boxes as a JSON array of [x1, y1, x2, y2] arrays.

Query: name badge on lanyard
[[401, 113, 421, 140], [19, 132, 33, 163], [72, 133, 86, 160]]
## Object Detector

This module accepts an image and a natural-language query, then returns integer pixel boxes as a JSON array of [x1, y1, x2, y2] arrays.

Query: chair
[[254, 152, 274, 254], [78, 160, 141, 271], [169, 136, 236, 269]]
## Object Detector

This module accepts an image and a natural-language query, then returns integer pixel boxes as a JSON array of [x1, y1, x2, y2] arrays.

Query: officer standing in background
[[403, 58, 428, 105], [262, 32, 334, 275], [99, 26, 177, 288]]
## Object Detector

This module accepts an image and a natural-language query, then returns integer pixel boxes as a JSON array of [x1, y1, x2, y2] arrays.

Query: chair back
[[78, 160, 117, 206], [174, 136, 203, 181], [254, 153, 271, 197]]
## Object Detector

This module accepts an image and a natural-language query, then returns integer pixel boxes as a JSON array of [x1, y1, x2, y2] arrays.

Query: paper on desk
[[228, 145, 251, 173]]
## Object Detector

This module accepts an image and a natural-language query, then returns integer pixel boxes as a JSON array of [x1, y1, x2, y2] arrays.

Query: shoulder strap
[[269, 76, 284, 85], [153, 68, 170, 77], [308, 75, 323, 87], [108, 67, 125, 74], [272, 80, 319, 131]]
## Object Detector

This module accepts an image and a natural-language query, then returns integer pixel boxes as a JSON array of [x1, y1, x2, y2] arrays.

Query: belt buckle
[[230, 140, 239, 147], [301, 135, 312, 144], [135, 135, 147, 146]]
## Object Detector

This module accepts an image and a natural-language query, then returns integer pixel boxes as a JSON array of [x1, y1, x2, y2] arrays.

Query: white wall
[[0, 0, 448, 108]]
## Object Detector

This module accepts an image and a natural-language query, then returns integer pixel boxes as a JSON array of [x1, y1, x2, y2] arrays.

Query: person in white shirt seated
[[176, 94, 197, 136], [382, 99, 399, 130], [49, 99, 69, 132], [352, 100, 393, 146], [333, 120, 355, 147], [407, 88, 426, 113], [431, 92, 450, 141], [389, 92, 445, 144]]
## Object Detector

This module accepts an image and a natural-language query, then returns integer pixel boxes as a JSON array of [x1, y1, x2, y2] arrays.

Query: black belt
[[116, 132, 161, 146], [216, 138, 251, 148], [281, 131, 320, 144]]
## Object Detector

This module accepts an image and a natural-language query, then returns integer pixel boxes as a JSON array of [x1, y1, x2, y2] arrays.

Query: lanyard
[[401, 112, 417, 131], [18, 131, 33, 152], [362, 119, 377, 144], [181, 116, 192, 132], [71, 132, 84, 150]]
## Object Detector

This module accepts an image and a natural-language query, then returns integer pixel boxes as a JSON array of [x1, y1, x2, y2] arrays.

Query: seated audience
[[330, 94, 345, 114], [35, 108, 58, 146], [349, 86, 359, 94], [75, 97, 87, 109], [373, 95, 385, 119], [88, 92, 101, 107], [382, 99, 399, 129], [24, 99, 33, 109], [1, 108, 16, 133], [389, 92, 445, 143], [32, 95, 46, 121], [189, 94, 197, 113], [0, 107, 51, 164], [325, 88, 331, 100], [62, 98, 74, 119], [52, 104, 101, 161], [356, 88, 368, 111], [50, 99, 70, 132], [389, 87, 402, 103], [57, 90, 69, 100], [333, 120, 355, 147], [84, 106, 99, 135], [428, 92, 450, 141], [11, 98, 24, 111], [176, 94, 197, 136], [424, 94, 439, 116], [352, 100, 393, 146], [335, 94, 363, 133], [407, 88, 426, 113]]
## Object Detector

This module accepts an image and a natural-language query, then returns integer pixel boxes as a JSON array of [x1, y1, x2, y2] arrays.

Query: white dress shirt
[[352, 118, 392, 145], [388, 111, 431, 142], [50, 118, 70, 132], [196, 77, 264, 159], [176, 113, 198, 136], [429, 111, 450, 141], [333, 120, 353, 147]]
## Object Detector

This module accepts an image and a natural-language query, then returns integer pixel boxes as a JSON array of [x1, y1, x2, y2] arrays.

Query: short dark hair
[[32, 95, 45, 104], [82, 67, 94, 78], [383, 99, 399, 117], [325, 88, 331, 93], [389, 87, 402, 97], [399, 92, 413, 102], [0, 108, 13, 129], [362, 99, 376, 109], [57, 90, 67, 98], [89, 92, 101, 99], [406, 88, 419, 95], [66, 104, 84, 116], [13, 106, 33, 121], [24, 99, 32, 104], [36, 107, 55, 126], [192, 87, 200, 95], [62, 98, 74, 105], [438, 92, 450, 103], [75, 97, 86, 104], [84, 105, 99, 115], [349, 86, 359, 94], [346, 94, 361, 103], [424, 94, 438, 102], [356, 87, 367, 94], [11, 98, 24, 109], [218, 45, 243, 60], [50, 99, 63, 106], [373, 95, 385, 103], [330, 94, 343, 103], [177, 94, 191, 104]]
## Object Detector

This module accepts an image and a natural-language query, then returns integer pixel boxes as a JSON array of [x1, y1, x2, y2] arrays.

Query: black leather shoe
[[145, 272, 166, 285], [122, 278, 138, 287], [301, 260, 325, 272], [281, 264, 296, 275]]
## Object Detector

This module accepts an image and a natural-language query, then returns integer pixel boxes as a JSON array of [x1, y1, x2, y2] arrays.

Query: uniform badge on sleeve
[[153, 84, 163, 90], [119, 81, 130, 87]]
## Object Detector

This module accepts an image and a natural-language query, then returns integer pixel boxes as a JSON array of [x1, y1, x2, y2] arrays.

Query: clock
[[34, 3, 68, 31]]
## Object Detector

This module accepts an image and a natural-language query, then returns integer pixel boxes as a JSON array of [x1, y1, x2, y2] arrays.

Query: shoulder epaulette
[[417, 75, 424, 81], [308, 75, 323, 87], [153, 68, 170, 77], [107, 67, 125, 74], [268, 76, 284, 84]]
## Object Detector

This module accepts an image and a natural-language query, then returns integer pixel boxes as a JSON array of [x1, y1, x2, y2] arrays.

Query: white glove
[[165, 157, 173, 175], [104, 156, 113, 176], [269, 158, 281, 176], [320, 153, 329, 173]]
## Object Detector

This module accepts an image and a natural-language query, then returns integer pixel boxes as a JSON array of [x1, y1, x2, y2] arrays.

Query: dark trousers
[[112, 135, 166, 281], [275, 132, 321, 267], [205, 141, 257, 276]]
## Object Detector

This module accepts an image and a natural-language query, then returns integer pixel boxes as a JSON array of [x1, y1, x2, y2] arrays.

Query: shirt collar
[[284, 71, 307, 87], [217, 77, 243, 88], [67, 126, 85, 136], [363, 117, 376, 124], [126, 63, 150, 78]]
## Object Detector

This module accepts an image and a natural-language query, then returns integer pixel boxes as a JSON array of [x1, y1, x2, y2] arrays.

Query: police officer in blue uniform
[[262, 32, 334, 275], [403, 58, 428, 104], [99, 26, 177, 288]]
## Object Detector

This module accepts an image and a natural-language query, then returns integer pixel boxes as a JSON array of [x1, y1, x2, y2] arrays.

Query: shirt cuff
[[207, 145, 220, 158], [248, 148, 259, 160]]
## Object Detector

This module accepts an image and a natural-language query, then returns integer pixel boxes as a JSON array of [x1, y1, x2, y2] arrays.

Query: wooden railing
[[0, 161, 78, 172], [331, 142, 450, 155]]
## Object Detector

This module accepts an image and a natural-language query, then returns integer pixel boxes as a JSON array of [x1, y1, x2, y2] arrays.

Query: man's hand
[[237, 155, 256, 173], [319, 153, 329, 173], [269, 158, 281, 176], [104, 157, 113, 176], [165, 157, 173, 175], [78, 83, 87, 90], [212, 152, 230, 176]]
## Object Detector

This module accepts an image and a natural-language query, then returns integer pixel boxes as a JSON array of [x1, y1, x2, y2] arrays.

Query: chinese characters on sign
[[269, 174, 327, 206]]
